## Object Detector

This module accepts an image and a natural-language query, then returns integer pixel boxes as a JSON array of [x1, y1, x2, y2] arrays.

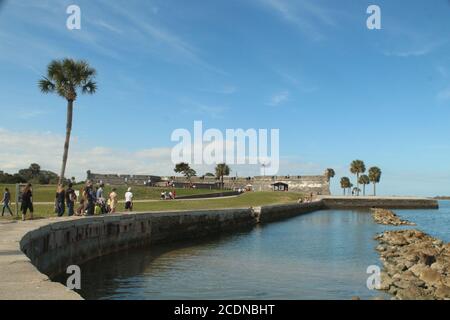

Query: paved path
[[0, 218, 82, 300], [7, 195, 239, 206]]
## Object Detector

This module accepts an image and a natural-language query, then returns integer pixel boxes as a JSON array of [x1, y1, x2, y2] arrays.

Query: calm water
[[65, 201, 450, 300]]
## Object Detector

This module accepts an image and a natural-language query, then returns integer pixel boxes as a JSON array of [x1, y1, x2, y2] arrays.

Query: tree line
[[174, 162, 231, 188], [0, 163, 76, 185]]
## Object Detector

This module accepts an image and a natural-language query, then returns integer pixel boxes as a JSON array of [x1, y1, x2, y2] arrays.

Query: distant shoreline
[[433, 197, 450, 200]]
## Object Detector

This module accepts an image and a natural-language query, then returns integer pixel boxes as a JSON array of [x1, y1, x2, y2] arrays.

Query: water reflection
[[61, 205, 448, 300]]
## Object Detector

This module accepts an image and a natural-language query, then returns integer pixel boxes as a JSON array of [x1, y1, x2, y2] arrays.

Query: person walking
[[84, 180, 96, 216], [55, 184, 66, 217], [20, 183, 34, 221], [109, 188, 118, 213], [96, 183, 107, 214], [76, 187, 86, 216], [124, 187, 133, 212], [66, 183, 76, 216], [1, 187, 13, 216]]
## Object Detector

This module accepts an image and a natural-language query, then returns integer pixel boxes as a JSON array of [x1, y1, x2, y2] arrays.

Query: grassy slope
[[0, 183, 224, 203], [1, 192, 303, 220]]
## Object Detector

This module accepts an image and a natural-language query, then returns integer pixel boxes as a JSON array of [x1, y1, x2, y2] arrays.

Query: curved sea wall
[[20, 209, 255, 279], [0, 196, 438, 300], [257, 201, 325, 224]]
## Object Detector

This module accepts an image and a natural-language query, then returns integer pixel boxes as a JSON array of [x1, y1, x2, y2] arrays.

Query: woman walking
[[109, 188, 118, 213], [1, 187, 13, 217], [55, 184, 66, 217], [76, 187, 86, 216], [20, 183, 33, 221]]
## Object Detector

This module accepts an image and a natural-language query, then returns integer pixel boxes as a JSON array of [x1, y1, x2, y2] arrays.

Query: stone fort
[[87, 170, 331, 195]]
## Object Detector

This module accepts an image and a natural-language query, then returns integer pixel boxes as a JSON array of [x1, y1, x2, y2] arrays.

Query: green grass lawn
[[0, 192, 303, 220], [0, 183, 225, 203]]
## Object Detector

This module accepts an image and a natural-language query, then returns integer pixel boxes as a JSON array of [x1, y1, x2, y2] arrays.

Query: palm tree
[[325, 168, 335, 182], [350, 160, 366, 196], [358, 174, 370, 196], [368, 167, 382, 196], [39, 58, 97, 185], [215, 163, 231, 189], [340, 177, 350, 196], [348, 183, 354, 196]]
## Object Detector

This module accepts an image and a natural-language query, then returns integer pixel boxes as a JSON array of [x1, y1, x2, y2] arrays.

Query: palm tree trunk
[[363, 184, 366, 196], [343, 188, 345, 196], [373, 182, 376, 196], [356, 174, 360, 196], [59, 100, 73, 185]]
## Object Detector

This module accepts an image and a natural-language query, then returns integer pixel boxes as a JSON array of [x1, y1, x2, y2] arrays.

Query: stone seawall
[[20, 209, 255, 279], [320, 197, 438, 210], [257, 201, 325, 224], [0, 196, 439, 300]]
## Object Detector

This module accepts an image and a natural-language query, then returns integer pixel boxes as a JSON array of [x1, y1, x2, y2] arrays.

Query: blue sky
[[1, 0, 450, 196]]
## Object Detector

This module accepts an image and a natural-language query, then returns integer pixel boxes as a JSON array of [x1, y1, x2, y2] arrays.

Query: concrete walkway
[[0, 218, 82, 300], [7, 195, 239, 206]]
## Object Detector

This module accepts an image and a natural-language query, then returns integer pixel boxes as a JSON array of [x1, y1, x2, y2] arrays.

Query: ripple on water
[[65, 205, 448, 300]]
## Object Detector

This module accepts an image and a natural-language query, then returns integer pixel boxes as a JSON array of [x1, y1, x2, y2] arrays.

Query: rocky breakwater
[[371, 208, 415, 226], [375, 229, 450, 300]]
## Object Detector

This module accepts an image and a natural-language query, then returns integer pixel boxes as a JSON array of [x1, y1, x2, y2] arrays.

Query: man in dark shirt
[[20, 183, 33, 221], [85, 180, 96, 216], [66, 183, 76, 216]]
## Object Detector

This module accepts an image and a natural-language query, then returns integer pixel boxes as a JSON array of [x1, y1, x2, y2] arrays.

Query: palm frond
[[82, 81, 97, 94], [38, 78, 56, 93]]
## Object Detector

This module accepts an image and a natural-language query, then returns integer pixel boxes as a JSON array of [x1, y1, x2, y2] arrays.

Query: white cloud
[[437, 86, 450, 102], [0, 128, 175, 180], [199, 85, 237, 95], [436, 65, 448, 78], [268, 91, 289, 106], [0, 128, 324, 181], [258, 0, 337, 41], [274, 69, 318, 93], [382, 41, 444, 58], [179, 98, 228, 119]]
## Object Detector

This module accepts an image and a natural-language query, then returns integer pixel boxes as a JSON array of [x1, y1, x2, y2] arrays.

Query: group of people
[[1, 183, 35, 221], [297, 193, 316, 204], [1, 181, 135, 221], [160, 190, 176, 200], [55, 180, 134, 217]]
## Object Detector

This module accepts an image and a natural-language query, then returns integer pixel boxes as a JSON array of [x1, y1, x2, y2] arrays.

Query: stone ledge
[[319, 196, 438, 209]]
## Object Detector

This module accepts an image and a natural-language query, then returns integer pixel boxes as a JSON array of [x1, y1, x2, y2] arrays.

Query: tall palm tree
[[368, 167, 382, 196], [358, 174, 370, 196], [215, 163, 231, 189], [340, 177, 350, 196], [350, 160, 366, 196], [39, 58, 97, 185]]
